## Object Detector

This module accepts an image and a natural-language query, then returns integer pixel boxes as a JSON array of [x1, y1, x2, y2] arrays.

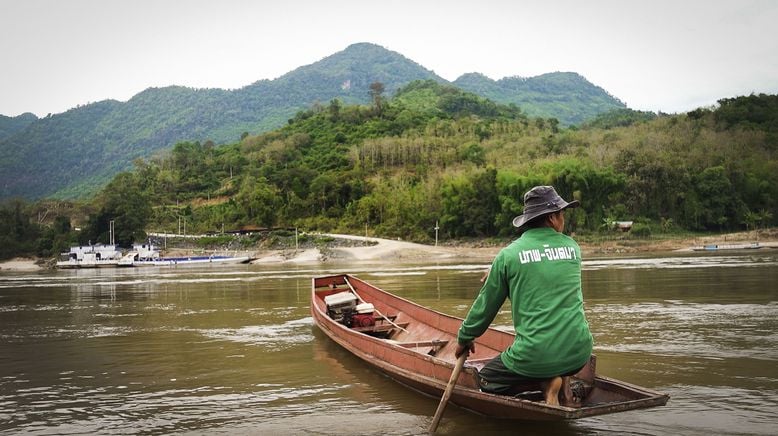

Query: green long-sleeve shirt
[[457, 227, 593, 378]]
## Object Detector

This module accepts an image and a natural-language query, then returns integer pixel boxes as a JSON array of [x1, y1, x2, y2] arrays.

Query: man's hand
[[455, 341, 475, 358]]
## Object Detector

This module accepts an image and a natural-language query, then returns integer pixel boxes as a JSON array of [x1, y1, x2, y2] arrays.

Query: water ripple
[[591, 301, 778, 360], [197, 317, 314, 350]]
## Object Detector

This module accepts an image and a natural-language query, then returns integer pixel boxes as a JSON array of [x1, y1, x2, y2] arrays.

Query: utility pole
[[109, 220, 115, 245], [434, 221, 439, 247]]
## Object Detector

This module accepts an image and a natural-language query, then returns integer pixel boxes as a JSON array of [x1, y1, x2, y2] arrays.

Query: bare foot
[[560, 377, 590, 407], [542, 376, 562, 406]]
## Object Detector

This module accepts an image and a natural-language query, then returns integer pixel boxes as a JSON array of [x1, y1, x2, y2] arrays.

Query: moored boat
[[117, 243, 250, 267], [58, 242, 251, 268], [692, 242, 763, 251], [128, 254, 251, 266], [56, 244, 122, 269], [311, 274, 669, 420]]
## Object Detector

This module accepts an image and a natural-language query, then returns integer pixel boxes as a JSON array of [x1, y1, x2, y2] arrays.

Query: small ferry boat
[[56, 244, 123, 269]]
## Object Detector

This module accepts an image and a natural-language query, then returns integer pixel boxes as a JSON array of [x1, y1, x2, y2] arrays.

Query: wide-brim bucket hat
[[512, 185, 580, 228]]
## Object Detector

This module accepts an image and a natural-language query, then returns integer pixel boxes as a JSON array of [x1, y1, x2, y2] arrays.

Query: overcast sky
[[2, 0, 777, 117]]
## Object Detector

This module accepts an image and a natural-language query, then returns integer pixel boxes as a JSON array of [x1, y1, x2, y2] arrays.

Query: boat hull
[[126, 256, 250, 267], [56, 260, 119, 269], [311, 274, 669, 420]]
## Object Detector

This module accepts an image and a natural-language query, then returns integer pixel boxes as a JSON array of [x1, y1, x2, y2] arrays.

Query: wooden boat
[[117, 254, 251, 267], [116, 243, 251, 267], [692, 242, 763, 251], [311, 274, 669, 420]]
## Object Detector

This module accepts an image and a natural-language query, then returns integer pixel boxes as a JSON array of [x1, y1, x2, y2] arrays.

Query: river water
[[1, 251, 777, 435]]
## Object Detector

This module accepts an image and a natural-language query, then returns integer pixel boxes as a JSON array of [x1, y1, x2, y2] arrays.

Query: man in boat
[[455, 185, 593, 406]]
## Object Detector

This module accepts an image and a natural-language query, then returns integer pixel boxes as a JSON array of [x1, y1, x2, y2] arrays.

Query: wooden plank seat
[[391, 339, 449, 349], [374, 314, 397, 323], [388, 339, 449, 356], [352, 322, 409, 334]]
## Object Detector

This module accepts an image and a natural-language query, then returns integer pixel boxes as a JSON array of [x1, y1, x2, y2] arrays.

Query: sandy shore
[[0, 257, 43, 271], [252, 233, 494, 264], [251, 230, 778, 264]]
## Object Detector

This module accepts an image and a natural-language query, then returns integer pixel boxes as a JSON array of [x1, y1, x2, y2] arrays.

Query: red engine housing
[[351, 313, 375, 328]]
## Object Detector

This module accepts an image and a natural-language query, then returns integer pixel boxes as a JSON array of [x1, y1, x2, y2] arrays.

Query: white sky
[[1, 0, 777, 117]]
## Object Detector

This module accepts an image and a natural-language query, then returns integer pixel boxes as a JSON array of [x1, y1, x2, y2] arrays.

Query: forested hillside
[[2, 86, 776, 260], [0, 112, 37, 141], [0, 43, 624, 201], [454, 72, 625, 125]]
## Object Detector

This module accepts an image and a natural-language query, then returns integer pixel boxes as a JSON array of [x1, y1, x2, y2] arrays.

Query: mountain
[[0, 112, 38, 141], [0, 42, 623, 201], [453, 72, 626, 125], [222, 42, 444, 135], [0, 43, 442, 200]]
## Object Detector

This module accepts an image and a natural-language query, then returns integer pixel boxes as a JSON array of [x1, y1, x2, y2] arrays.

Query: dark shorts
[[477, 354, 584, 395]]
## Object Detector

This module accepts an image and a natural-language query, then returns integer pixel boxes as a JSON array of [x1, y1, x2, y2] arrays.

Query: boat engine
[[324, 292, 375, 328], [325, 291, 357, 323]]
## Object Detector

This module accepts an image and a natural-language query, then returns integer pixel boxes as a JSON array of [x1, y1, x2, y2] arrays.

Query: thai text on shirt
[[518, 244, 577, 264]]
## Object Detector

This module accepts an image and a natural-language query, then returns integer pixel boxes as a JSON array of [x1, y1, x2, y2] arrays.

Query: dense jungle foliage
[[2, 85, 776, 260]]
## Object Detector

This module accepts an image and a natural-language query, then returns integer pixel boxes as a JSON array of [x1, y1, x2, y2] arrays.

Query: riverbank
[[249, 229, 778, 263], [0, 257, 46, 271], [578, 228, 778, 255], [3, 229, 777, 270], [252, 233, 475, 264]]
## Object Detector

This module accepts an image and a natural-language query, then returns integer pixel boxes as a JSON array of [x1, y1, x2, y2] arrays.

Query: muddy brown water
[[1, 251, 777, 435]]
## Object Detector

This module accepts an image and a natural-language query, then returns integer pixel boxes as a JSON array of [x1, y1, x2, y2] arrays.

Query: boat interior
[[313, 274, 668, 413]]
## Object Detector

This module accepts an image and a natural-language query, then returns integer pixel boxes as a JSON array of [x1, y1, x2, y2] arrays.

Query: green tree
[[0, 199, 41, 260], [693, 166, 744, 230], [36, 215, 76, 257], [328, 99, 342, 121], [235, 176, 281, 227], [83, 172, 152, 247], [440, 168, 500, 237], [369, 82, 386, 115], [459, 143, 486, 166]]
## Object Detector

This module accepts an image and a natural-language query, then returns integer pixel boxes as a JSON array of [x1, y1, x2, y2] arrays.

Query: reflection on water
[[1, 252, 777, 435]]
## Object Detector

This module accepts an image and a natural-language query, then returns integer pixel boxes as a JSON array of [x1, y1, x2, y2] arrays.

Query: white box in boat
[[356, 303, 374, 314], [324, 292, 357, 310]]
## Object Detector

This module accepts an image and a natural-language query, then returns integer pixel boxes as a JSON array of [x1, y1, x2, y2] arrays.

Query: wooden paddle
[[429, 352, 467, 433]]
